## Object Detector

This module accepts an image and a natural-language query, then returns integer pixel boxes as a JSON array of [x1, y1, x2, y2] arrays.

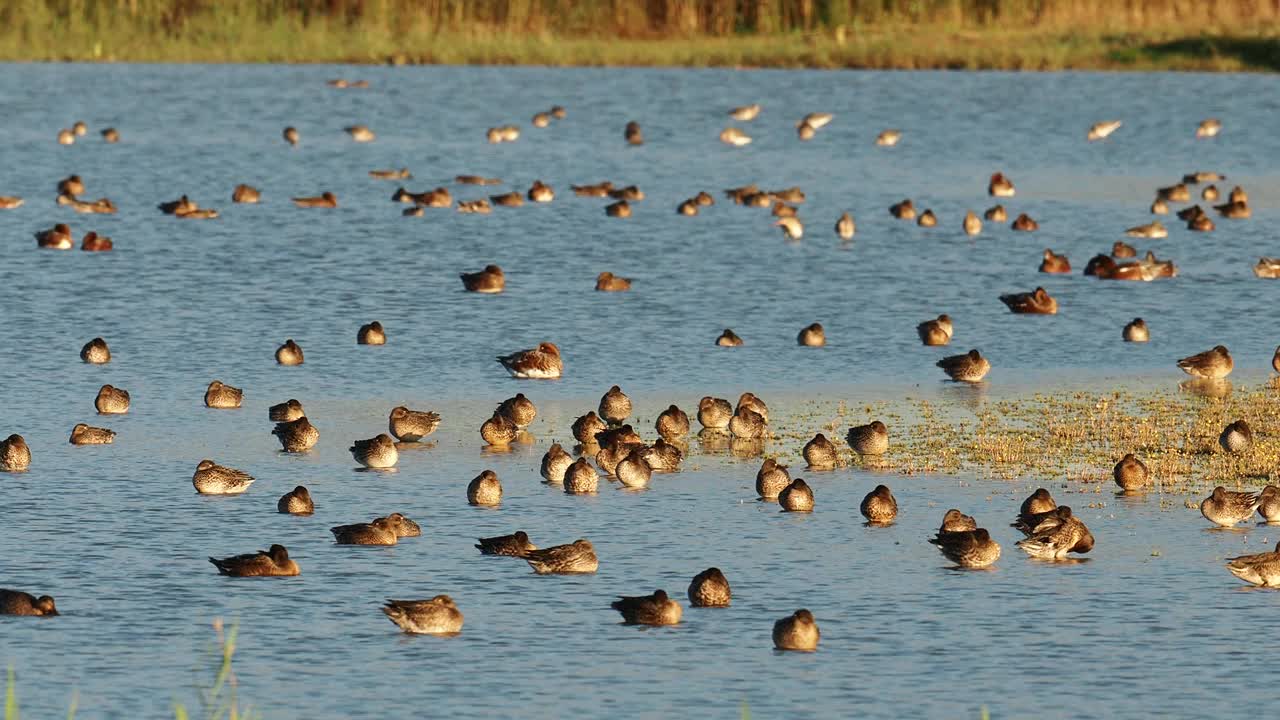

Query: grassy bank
[[0, 0, 1277, 70]]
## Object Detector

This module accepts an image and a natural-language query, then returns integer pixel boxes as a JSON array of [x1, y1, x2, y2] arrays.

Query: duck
[[1016, 512, 1094, 559], [69, 423, 114, 445], [1112, 241, 1137, 258], [0, 589, 58, 616], [457, 175, 503, 186], [797, 322, 825, 347], [1183, 171, 1225, 184], [594, 439, 636, 477], [527, 180, 554, 203], [210, 545, 299, 576], [962, 211, 982, 236], [204, 380, 243, 409], [779, 478, 814, 512], [572, 411, 608, 444], [984, 205, 1007, 222], [480, 411, 518, 446], [1140, 250, 1178, 280], [282, 126, 299, 145], [656, 405, 690, 440], [0, 195, 23, 210], [57, 175, 85, 196], [716, 329, 744, 347], [0, 434, 30, 471], [1021, 487, 1058, 516], [615, 449, 652, 489], [57, 128, 75, 145], [95, 384, 130, 414], [692, 398, 732, 431], [803, 433, 838, 469], [491, 191, 523, 208], [676, 198, 700, 216], [608, 185, 645, 202], [1195, 118, 1222, 138], [860, 485, 898, 523], [80, 232, 112, 251], [331, 517, 399, 545], [269, 399, 305, 422], [1000, 287, 1057, 314], [467, 470, 503, 506], [539, 443, 574, 484], [383, 513, 422, 537], [835, 212, 856, 240], [357, 321, 386, 345], [938, 509, 978, 534], [794, 120, 815, 139], [1013, 505, 1074, 537], [637, 439, 683, 472], [350, 433, 398, 468], [1158, 183, 1191, 202], [687, 568, 731, 607], [612, 590, 682, 625], [605, 200, 631, 218], [1113, 454, 1149, 491], [35, 223, 73, 249], [1125, 221, 1167, 239], [1177, 345, 1232, 379], [1202, 185, 1220, 202], [719, 127, 752, 146], [292, 192, 337, 208], [456, 199, 492, 214], [625, 121, 643, 145], [1177, 204, 1206, 222], [930, 528, 1001, 568], [277, 486, 314, 515], [80, 337, 110, 364], [192, 460, 254, 494], [1228, 186, 1248, 204], [595, 272, 632, 292], [728, 407, 766, 439], [272, 416, 319, 453], [773, 609, 820, 651], [1187, 214, 1215, 232], [1122, 318, 1149, 342], [1225, 542, 1280, 587], [344, 125, 375, 142], [756, 458, 791, 499], [572, 181, 614, 197], [596, 424, 643, 449], [875, 129, 901, 146], [916, 314, 953, 346], [275, 339, 304, 365], [1253, 258, 1280, 278], [476, 531, 536, 557], [531, 111, 551, 128], [496, 342, 562, 379], [1258, 486, 1280, 523], [1201, 486, 1260, 527], [1039, 249, 1070, 274], [525, 539, 598, 574], [729, 104, 761, 121], [937, 349, 990, 382], [101, 127, 119, 143], [563, 457, 600, 494], [988, 172, 1016, 197], [775, 216, 803, 241], [382, 596, 463, 634], [593, 385, 631, 425], [1220, 420, 1252, 454], [1150, 198, 1169, 214], [369, 168, 411, 180], [1086, 120, 1122, 140], [847, 421, 889, 456], [158, 195, 197, 215], [1215, 201, 1250, 219], [917, 209, 938, 227], [497, 393, 536, 428], [459, 264, 505, 293], [889, 199, 916, 220], [1011, 213, 1039, 231], [1084, 255, 1143, 281]]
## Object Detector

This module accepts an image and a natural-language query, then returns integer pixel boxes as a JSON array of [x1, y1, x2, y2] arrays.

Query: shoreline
[[1, 30, 1277, 72]]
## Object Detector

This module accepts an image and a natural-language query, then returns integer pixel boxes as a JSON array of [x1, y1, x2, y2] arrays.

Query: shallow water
[[0, 65, 1278, 719]]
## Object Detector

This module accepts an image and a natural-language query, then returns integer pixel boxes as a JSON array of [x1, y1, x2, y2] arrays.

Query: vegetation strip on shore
[[1, 0, 1277, 70]]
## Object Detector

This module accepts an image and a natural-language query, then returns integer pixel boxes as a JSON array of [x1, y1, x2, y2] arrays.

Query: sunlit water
[[1, 64, 1278, 719]]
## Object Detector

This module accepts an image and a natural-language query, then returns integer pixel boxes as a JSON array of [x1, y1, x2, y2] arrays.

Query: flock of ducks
[[0, 93, 1275, 651]]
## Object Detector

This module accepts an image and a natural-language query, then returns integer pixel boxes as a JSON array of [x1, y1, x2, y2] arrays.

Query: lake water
[[1, 64, 1278, 719]]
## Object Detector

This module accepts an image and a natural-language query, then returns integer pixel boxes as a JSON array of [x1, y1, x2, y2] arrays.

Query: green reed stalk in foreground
[[4, 620, 253, 720], [0, 0, 1277, 70]]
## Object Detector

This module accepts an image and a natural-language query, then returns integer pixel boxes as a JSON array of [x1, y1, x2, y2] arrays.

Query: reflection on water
[[0, 64, 1277, 719]]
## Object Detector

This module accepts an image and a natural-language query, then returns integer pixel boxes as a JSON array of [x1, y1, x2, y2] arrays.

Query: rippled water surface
[[1, 65, 1279, 719]]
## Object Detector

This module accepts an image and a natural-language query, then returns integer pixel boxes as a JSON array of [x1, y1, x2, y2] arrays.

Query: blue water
[[1, 64, 1278, 719]]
